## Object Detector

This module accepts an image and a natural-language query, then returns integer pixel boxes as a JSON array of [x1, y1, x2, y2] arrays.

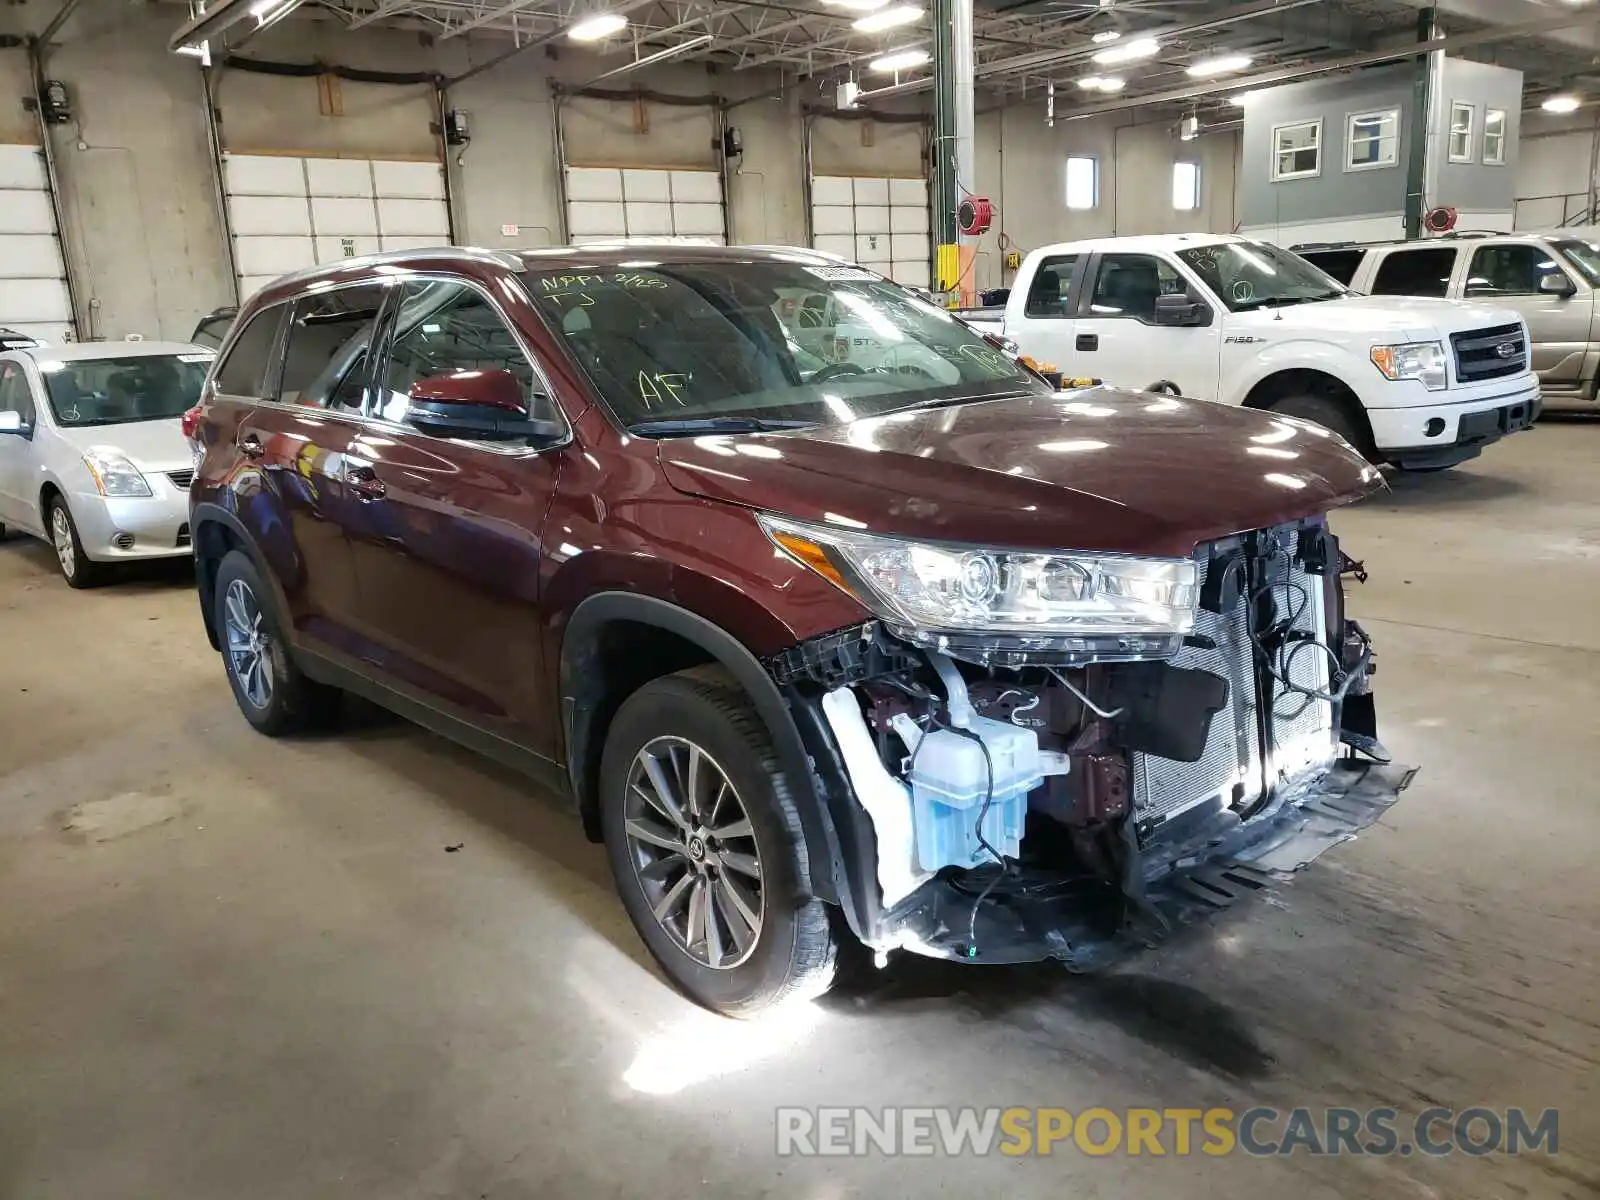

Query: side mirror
[[0, 410, 29, 436], [1539, 272, 1577, 297], [404, 369, 563, 444], [1154, 293, 1211, 327]]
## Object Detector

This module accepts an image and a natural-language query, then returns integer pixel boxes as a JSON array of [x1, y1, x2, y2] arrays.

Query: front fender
[[1226, 341, 1382, 409]]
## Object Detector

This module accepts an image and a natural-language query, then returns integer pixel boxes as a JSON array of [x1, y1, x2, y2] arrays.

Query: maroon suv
[[187, 245, 1412, 1015]]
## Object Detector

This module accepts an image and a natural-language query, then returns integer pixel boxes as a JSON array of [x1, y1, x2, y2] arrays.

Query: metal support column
[[930, 0, 959, 293], [1403, 6, 1436, 239]]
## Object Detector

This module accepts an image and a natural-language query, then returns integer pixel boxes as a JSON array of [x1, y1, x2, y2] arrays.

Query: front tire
[[1270, 392, 1374, 460], [214, 549, 341, 736], [48, 497, 106, 589], [600, 668, 838, 1017]]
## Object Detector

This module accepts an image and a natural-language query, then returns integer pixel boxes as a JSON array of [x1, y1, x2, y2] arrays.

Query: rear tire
[[1269, 392, 1374, 460], [48, 497, 107, 589], [214, 549, 342, 736], [600, 667, 838, 1017]]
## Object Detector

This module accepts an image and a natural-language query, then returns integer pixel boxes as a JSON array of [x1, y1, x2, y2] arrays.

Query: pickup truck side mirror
[[1153, 293, 1212, 327], [405, 369, 564, 445], [1538, 272, 1577, 297]]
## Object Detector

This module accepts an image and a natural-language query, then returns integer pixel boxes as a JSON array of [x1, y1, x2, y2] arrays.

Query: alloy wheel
[[50, 505, 75, 578], [624, 736, 764, 970], [223, 578, 274, 709]]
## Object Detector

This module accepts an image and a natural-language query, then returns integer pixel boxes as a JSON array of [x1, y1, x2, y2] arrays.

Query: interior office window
[[1272, 120, 1322, 180], [379, 280, 541, 426], [1449, 102, 1475, 163], [1022, 254, 1079, 317], [1346, 109, 1399, 170], [1370, 247, 1457, 299], [1065, 156, 1098, 210], [1086, 254, 1187, 323], [1172, 161, 1201, 211], [1465, 245, 1564, 296], [213, 305, 284, 398], [1483, 108, 1507, 165], [277, 286, 387, 414]]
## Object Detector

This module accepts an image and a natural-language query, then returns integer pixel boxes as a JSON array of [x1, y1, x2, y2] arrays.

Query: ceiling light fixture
[[1091, 29, 1121, 44], [853, 4, 922, 32], [825, 0, 892, 9], [569, 12, 629, 40], [1543, 94, 1582, 112], [1185, 53, 1252, 78], [1091, 36, 1158, 65], [1229, 90, 1258, 107], [870, 47, 931, 72], [1077, 75, 1125, 92]]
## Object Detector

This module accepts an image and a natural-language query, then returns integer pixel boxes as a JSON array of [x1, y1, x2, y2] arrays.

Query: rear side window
[[1300, 249, 1366, 286], [277, 284, 388, 413], [1370, 247, 1457, 298], [213, 305, 284, 397], [1023, 254, 1079, 318]]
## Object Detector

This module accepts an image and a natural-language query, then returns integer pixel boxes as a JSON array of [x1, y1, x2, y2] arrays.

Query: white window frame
[[1271, 119, 1323, 181], [1449, 101, 1476, 164], [1344, 108, 1400, 172], [1171, 161, 1201, 211], [1065, 155, 1099, 210], [1483, 108, 1507, 166]]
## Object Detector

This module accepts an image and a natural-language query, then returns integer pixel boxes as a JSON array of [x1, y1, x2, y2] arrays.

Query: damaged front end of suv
[[762, 513, 1413, 969]]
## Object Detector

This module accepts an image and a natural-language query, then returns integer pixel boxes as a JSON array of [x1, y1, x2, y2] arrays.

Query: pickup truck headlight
[[760, 513, 1199, 661], [1371, 341, 1447, 391], [81, 448, 153, 498]]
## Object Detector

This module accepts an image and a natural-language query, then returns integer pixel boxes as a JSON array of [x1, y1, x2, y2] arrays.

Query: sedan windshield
[[1177, 241, 1347, 312], [523, 261, 1044, 434], [1552, 238, 1600, 286], [39, 354, 211, 428]]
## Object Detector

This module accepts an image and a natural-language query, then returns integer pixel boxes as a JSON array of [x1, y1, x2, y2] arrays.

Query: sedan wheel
[[51, 505, 75, 578], [624, 736, 764, 970], [48, 499, 104, 588], [222, 578, 274, 710]]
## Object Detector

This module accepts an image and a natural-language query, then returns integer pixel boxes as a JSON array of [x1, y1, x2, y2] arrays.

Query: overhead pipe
[[37, 0, 87, 46], [25, 37, 85, 339]]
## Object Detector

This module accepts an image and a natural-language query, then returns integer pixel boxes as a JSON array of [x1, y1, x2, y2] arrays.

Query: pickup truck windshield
[[524, 262, 1043, 434], [38, 354, 211, 428], [1552, 238, 1600, 286], [1177, 241, 1347, 312]]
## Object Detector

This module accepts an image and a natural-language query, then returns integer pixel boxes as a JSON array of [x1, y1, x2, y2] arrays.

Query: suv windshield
[[38, 353, 211, 427], [523, 261, 1043, 433], [1552, 238, 1600, 286], [1177, 241, 1347, 312]]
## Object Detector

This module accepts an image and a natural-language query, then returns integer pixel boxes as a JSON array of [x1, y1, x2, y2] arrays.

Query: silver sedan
[[0, 341, 214, 587]]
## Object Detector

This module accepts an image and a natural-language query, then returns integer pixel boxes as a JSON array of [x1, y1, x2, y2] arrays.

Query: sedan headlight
[[1371, 341, 1447, 391], [82, 447, 152, 498], [760, 513, 1199, 662]]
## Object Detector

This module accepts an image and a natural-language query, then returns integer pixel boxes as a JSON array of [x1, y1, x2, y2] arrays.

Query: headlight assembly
[[1370, 341, 1447, 391], [82, 447, 152, 498], [759, 513, 1199, 663]]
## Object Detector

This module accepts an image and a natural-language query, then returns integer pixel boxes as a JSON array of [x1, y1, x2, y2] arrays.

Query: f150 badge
[[1225, 335, 1264, 344]]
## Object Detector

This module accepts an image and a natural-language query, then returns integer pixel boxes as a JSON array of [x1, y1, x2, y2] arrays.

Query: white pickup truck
[[959, 233, 1540, 470]]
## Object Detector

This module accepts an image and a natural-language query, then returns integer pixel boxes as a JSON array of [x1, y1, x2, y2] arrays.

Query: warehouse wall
[[1512, 110, 1600, 230], [0, 46, 34, 143]]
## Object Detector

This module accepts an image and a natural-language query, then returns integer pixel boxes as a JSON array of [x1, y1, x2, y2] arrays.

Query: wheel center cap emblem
[[686, 836, 707, 861]]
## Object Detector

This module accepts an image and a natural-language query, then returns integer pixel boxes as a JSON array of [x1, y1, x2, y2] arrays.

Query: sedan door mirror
[[0, 410, 29, 436], [1538, 272, 1577, 297], [1153, 293, 1211, 327], [404, 369, 563, 444]]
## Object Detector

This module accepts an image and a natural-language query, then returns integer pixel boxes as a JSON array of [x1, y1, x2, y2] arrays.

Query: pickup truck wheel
[[214, 550, 342, 736], [1269, 393, 1374, 459], [601, 667, 838, 1017]]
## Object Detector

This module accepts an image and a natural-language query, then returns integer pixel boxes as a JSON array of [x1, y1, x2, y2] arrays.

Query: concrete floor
[[2, 421, 1597, 1200]]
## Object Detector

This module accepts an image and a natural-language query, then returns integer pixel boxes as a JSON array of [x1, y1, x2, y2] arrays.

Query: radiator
[[1132, 531, 1336, 843]]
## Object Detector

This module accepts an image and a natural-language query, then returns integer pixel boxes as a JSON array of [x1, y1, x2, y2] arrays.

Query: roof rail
[[264, 246, 528, 291]]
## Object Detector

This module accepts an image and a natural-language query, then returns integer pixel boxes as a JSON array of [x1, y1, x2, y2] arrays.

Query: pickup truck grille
[[1451, 322, 1526, 383], [1132, 531, 1335, 845]]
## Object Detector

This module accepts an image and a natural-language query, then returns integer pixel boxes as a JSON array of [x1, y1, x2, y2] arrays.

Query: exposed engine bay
[[768, 518, 1412, 967]]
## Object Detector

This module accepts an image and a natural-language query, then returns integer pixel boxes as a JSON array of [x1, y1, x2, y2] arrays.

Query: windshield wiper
[[881, 389, 1036, 416], [627, 416, 817, 437], [1234, 294, 1340, 312]]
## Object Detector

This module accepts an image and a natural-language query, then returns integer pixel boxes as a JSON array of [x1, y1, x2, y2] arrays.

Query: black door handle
[[345, 464, 386, 501], [238, 433, 265, 459], [1076, 334, 1099, 351]]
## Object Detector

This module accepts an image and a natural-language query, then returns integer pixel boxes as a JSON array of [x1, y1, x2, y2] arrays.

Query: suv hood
[[1237, 293, 1521, 340], [660, 389, 1382, 558]]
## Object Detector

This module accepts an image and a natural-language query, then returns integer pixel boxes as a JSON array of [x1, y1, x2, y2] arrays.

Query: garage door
[[223, 154, 451, 301], [564, 166, 725, 245], [0, 143, 74, 343], [810, 175, 931, 289]]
